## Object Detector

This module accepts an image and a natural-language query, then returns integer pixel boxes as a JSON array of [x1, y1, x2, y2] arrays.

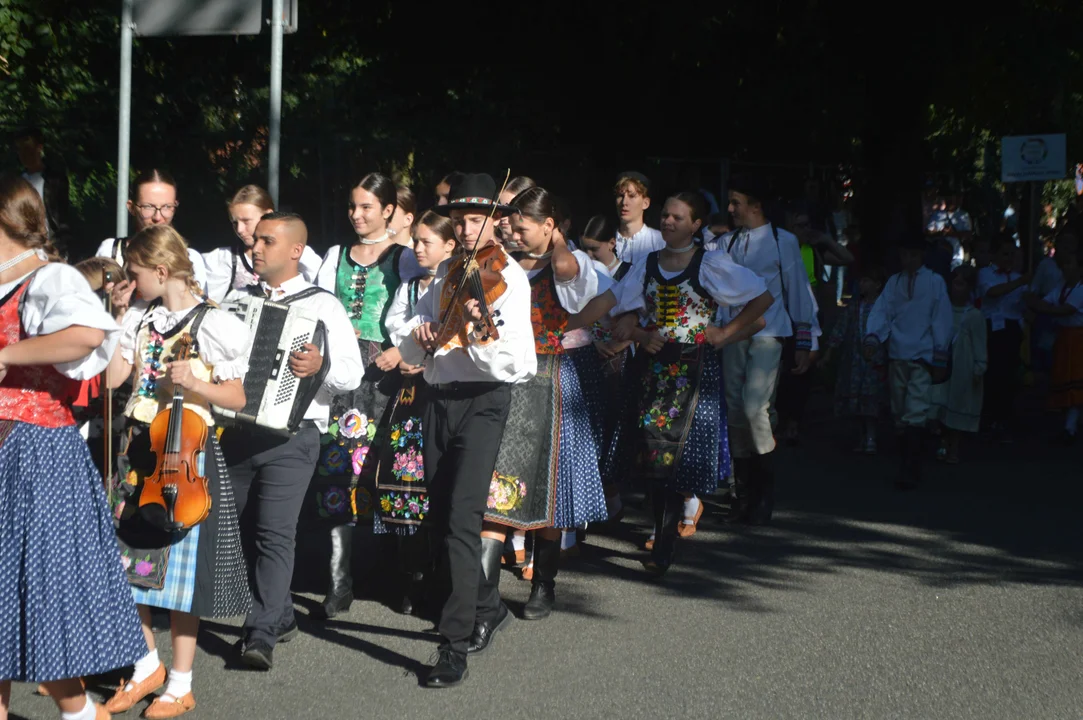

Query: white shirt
[[1030, 256, 1063, 299], [865, 266, 953, 365], [524, 249, 600, 315], [614, 225, 665, 266], [315, 243, 422, 291], [1042, 281, 1083, 328], [390, 248, 537, 386], [202, 244, 322, 303], [707, 224, 816, 347], [117, 300, 250, 382], [22, 171, 45, 201], [0, 260, 119, 380], [977, 265, 1026, 327], [96, 237, 209, 295], [611, 249, 768, 319], [225, 274, 363, 432]]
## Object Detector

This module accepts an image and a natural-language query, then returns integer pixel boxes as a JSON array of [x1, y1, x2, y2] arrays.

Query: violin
[[139, 332, 212, 531], [431, 171, 513, 351], [433, 243, 509, 350]]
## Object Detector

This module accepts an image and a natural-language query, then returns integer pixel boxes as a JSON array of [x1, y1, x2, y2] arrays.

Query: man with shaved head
[[220, 211, 363, 671]]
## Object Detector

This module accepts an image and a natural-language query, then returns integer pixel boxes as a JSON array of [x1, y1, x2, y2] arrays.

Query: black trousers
[[983, 320, 1023, 429], [422, 382, 512, 655], [221, 425, 321, 648]]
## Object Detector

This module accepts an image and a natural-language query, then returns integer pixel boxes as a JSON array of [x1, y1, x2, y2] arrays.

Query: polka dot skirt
[[0, 423, 146, 683], [553, 348, 609, 529]]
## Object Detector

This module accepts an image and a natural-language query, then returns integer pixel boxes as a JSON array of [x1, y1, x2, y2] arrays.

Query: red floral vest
[[529, 266, 569, 355], [0, 274, 78, 427]]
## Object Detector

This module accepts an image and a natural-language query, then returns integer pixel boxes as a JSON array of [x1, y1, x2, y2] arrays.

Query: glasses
[[134, 203, 179, 219]]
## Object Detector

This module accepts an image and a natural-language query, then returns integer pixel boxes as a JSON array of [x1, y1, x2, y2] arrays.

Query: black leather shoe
[[467, 602, 512, 655], [277, 619, 299, 644], [522, 584, 555, 620], [425, 647, 468, 688], [241, 639, 274, 671], [318, 587, 353, 620]]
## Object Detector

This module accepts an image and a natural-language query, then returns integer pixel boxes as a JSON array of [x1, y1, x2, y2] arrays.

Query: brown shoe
[[677, 500, 704, 539], [36, 677, 86, 697], [144, 692, 197, 719], [104, 663, 166, 713]]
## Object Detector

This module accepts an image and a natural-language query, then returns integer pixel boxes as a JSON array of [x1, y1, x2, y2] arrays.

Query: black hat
[[434, 173, 515, 216], [727, 173, 772, 205], [615, 171, 652, 196]]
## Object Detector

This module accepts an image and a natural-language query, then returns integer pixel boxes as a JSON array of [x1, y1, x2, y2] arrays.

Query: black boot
[[726, 457, 752, 524], [747, 453, 775, 526], [479, 536, 504, 585], [644, 489, 683, 575], [523, 534, 559, 620], [319, 524, 353, 619]]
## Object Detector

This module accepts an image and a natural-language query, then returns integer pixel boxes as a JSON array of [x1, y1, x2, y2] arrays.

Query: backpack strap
[[280, 286, 332, 304]]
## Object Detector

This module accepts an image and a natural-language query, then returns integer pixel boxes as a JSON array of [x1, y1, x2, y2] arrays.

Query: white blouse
[[0, 260, 120, 380], [202, 244, 322, 302], [614, 225, 666, 266], [610, 249, 768, 319], [865, 267, 953, 365], [118, 300, 250, 382], [96, 237, 209, 294], [1043, 281, 1083, 328], [315, 244, 422, 292], [524, 249, 600, 315], [385, 277, 433, 342]]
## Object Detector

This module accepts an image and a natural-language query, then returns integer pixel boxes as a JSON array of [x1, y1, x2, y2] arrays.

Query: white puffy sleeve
[[300, 245, 323, 283], [864, 278, 895, 345], [117, 302, 150, 365], [554, 249, 599, 314], [610, 257, 649, 315], [19, 263, 121, 380], [591, 260, 615, 295], [315, 245, 342, 291], [186, 248, 209, 294], [95, 238, 121, 261], [195, 308, 251, 381], [699, 250, 769, 307], [392, 276, 436, 367], [385, 281, 417, 343], [201, 247, 234, 303]]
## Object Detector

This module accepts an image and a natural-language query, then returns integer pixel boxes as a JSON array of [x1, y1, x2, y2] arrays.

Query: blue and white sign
[[1001, 134, 1067, 183]]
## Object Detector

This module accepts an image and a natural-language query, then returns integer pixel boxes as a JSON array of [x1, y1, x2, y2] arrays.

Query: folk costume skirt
[[633, 341, 723, 495], [556, 346, 608, 528], [115, 426, 251, 618], [373, 376, 429, 536], [0, 422, 146, 683], [1050, 326, 1083, 410], [311, 341, 401, 528]]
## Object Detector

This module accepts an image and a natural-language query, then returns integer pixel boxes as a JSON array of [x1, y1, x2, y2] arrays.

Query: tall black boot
[[644, 489, 683, 575], [396, 531, 428, 616], [748, 453, 775, 526], [523, 534, 559, 620], [319, 524, 354, 619], [726, 457, 752, 524], [480, 536, 504, 586]]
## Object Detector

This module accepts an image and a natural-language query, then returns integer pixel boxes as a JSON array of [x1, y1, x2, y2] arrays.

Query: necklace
[[526, 251, 553, 260], [606, 257, 622, 271], [358, 233, 389, 246], [426, 268, 438, 276], [0, 248, 37, 274], [665, 242, 696, 254]]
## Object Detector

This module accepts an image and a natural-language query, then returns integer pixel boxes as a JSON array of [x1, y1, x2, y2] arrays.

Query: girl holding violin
[[380, 210, 458, 615], [483, 186, 603, 621], [0, 176, 146, 720], [104, 225, 251, 719], [390, 172, 536, 689], [312, 172, 421, 620]]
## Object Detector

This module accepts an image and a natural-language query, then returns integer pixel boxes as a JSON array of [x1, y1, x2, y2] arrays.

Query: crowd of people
[[1, 151, 1081, 720]]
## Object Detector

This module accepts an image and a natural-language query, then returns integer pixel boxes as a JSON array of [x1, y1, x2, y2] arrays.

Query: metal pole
[[116, 0, 134, 237], [268, 0, 284, 207]]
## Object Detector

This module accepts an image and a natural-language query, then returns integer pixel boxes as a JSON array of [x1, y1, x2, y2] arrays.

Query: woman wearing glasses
[[95, 169, 208, 311]]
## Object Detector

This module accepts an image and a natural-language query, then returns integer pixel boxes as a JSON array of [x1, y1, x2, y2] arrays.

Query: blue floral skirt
[[0, 422, 146, 683]]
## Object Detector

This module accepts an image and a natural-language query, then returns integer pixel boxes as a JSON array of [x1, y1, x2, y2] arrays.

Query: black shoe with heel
[[425, 647, 468, 688]]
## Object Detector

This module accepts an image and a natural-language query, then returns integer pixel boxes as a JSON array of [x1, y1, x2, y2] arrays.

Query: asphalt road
[[10, 392, 1083, 719]]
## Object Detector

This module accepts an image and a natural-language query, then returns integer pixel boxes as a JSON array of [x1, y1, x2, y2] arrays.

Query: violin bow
[[101, 269, 115, 507], [435, 168, 512, 333]]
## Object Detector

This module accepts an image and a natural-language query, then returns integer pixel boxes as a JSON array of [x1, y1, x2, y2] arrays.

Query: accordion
[[213, 289, 329, 434]]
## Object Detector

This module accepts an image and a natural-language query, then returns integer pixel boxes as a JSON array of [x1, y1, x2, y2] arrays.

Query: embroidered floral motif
[[137, 330, 167, 399], [640, 361, 690, 430], [644, 449, 677, 468], [645, 281, 716, 344], [351, 446, 369, 476], [487, 473, 528, 512], [317, 486, 349, 517], [530, 271, 569, 355], [378, 491, 429, 521], [319, 443, 350, 476], [339, 409, 369, 439]]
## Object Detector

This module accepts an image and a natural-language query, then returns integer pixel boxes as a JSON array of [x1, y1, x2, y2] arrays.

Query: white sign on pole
[[1001, 134, 1067, 183]]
